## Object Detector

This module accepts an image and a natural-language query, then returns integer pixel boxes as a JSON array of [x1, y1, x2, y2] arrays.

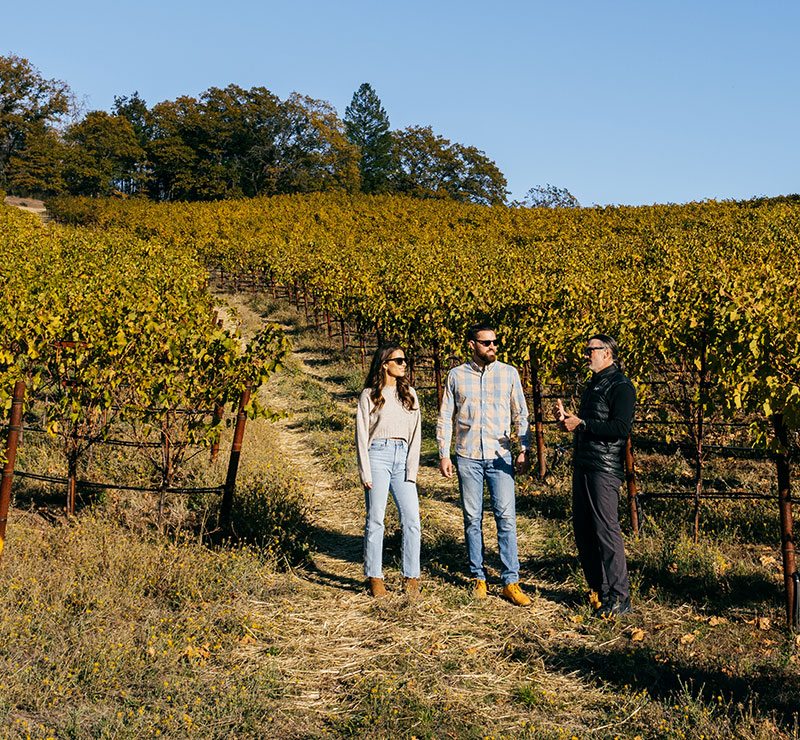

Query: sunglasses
[[386, 357, 407, 366], [474, 339, 500, 348]]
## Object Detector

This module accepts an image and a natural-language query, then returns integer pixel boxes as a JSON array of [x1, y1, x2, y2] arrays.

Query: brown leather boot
[[369, 577, 388, 598], [403, 577, 421, 598]]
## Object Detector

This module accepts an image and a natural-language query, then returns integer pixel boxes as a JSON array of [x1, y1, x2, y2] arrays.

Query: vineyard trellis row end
[[0, 380, 253, 562]]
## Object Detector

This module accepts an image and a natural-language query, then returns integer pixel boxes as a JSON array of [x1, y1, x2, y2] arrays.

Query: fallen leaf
[[757, 617, 771, 631], [630, 629, 645, 642], [795, 635, 800, 648], [759, 555, 778, 567], [466, 647, 477, 655], [667, 562, 678, 574], [569, 615, 583, 624], [708, 616, 728, 626], [146, 646, 156, 657], [239, 635, 256, 646], [680, 634, 695, 645]]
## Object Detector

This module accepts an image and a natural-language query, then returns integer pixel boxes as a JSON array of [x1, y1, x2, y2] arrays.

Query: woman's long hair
[[364, 343, 417, 411]]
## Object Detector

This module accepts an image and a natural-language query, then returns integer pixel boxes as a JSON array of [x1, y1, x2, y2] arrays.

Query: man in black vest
[[556, 334, 636, 618]]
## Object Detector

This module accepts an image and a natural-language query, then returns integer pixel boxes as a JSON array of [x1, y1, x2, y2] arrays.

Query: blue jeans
[[455, 453, 520, 585], [363, 439, 421, 579]]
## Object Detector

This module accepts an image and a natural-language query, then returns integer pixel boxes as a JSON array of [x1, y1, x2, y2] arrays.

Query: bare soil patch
[[3, 195, 48, 219]]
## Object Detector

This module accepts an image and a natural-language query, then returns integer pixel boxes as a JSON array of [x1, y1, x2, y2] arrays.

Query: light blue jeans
[[363, 439, 421, 579], [455, 453, 520, 585]]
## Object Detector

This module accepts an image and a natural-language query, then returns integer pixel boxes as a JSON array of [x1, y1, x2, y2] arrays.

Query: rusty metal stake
[[624, 438, 639, 535], [219, 383, 252, 533], [0, 381, 25, 561], [773, 413, 797, 629]]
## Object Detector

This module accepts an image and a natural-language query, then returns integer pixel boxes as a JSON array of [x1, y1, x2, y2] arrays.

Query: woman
[[355, 344, 422, 598]]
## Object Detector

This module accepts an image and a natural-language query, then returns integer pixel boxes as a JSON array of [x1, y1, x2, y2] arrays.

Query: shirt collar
[[592, 364, 618, 381], [468, 359, 496, 374]]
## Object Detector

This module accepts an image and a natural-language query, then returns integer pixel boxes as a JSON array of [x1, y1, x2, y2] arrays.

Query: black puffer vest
[[574, 366, 634, 479]]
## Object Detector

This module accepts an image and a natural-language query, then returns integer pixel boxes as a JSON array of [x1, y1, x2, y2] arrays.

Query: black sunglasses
[[386, 357, 407, 365], [474, 339, 500, 348]]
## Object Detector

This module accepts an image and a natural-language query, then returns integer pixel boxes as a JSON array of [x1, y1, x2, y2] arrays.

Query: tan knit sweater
[[355, 386, 421, 486]]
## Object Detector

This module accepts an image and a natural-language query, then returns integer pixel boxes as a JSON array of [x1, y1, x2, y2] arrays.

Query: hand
[[515, 449, 530, 474], [364, 481, 372, 490], [560, 412, 583, 433], [439, 457, 454, 478], [554, 398, 567, 422]]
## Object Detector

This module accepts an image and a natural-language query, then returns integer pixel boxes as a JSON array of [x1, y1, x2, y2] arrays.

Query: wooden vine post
[[67, 427, 78, 517], [693, 332, 709, 543], [624, 439, 639, 535], [433, 340, 444, 407], [0, 381, 25, 562], [772, 413, 797, 629], [219, 383, 253, 533], [210, 403, 224, 463], [158, 416, 172, 527], [528, 346, 547, 480]]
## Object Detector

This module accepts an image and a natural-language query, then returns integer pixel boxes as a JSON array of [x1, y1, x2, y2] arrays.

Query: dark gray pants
[[572, 466, 630, 602]]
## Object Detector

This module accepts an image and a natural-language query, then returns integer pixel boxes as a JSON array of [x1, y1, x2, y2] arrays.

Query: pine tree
[[344, 83, 393, 194]]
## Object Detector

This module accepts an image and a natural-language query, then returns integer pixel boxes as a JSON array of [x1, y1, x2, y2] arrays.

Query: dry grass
[[1, 289, 798, 739]]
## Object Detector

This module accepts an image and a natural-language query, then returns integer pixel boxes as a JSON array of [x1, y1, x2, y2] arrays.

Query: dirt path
[[210, 292, 602, 733]]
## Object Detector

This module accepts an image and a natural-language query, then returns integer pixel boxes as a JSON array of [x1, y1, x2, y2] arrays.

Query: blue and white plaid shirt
[[436, 360, 530, 460]]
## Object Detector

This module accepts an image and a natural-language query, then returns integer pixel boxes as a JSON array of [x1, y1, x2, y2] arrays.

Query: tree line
[[0, 55, 579, 208]]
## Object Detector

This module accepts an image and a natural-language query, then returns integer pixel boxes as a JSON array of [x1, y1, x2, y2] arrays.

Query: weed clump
[[230, 478, 311, 566]]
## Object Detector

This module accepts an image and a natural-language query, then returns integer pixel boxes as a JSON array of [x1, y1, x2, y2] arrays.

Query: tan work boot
[[368, 577, 388, 599], [501, 581, 532, 607], [471, 578, 488, 599], [403, 577, 421, 597]]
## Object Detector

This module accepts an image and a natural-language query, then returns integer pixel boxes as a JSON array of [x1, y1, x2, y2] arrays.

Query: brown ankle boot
[[403, 577, 421, 597], [369, 577, 388, 598]]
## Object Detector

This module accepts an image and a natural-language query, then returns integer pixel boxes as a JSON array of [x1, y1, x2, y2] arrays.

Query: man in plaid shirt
[[436, 322, 532, 606]]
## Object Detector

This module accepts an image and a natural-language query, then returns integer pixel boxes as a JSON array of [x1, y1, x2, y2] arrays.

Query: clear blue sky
[[3, 0, 798, 206]]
